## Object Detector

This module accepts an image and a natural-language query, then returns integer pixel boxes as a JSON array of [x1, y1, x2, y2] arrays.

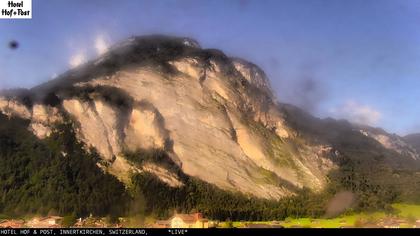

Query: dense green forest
[[0, 113, 129, 217], [125, 150, 353, 220], [131, 172, 327, 221], [126, 146, 420, 221]]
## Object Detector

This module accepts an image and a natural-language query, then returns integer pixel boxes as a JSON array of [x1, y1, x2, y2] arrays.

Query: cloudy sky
[[0, 0, 419, 135]]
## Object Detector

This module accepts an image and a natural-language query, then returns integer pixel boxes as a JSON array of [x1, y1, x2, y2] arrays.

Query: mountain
[[279, 104, 420, 168], [404, 133, 420, 153], [1, 35, 419, 219], [0, 35, 334, 199]]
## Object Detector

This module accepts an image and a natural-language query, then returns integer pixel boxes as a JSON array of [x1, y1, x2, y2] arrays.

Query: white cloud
[[67, 34, 109, 69], [69, 52, 86, 68], [330, 100, 382, 126], [94, 35, 109, 55]]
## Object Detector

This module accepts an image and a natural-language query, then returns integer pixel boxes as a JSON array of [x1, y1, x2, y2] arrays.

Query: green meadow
[[225, 204, 420, 228]]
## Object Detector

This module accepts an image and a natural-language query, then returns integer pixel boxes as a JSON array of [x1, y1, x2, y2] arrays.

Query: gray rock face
[[358, 126, 420, 160], [0, 35, 338, 199], [404, 133, 420, 154], [232, 58, 274, 98]]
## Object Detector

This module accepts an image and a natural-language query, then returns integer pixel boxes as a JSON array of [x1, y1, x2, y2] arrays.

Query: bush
[[62, 214, 77, 227]]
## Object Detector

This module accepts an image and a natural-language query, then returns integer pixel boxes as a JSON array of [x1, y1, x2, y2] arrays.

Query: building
[[154, 220, 170, 228], [0, 220, 25, 228], [168, 213, 209, 228], [415, 220, 420, 228], [26, 216, 62, 228]]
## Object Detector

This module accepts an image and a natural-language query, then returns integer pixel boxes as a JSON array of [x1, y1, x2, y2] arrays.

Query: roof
[[0, 220, 25, 228], [171, 213, 207, 224]]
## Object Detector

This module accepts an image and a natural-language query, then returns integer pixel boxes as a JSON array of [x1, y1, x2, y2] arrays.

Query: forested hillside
[[0, 114, 129, 217]]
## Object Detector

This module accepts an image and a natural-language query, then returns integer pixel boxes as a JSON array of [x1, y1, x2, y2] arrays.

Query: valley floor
[[219, 204, 420, 228], [1, 204, 420, 228]]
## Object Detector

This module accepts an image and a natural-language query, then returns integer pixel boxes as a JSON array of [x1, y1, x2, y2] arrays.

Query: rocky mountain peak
[[1, 35, 418, 200]]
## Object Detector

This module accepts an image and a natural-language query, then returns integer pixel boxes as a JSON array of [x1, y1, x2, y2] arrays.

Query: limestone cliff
[[0, 35, 381, 199]]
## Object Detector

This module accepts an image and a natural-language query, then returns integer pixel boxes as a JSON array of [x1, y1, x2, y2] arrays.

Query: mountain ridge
[[1, 35, 419, 203], [404, 133, 420, 154]]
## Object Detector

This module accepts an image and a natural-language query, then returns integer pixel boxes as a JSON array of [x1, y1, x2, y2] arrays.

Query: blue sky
[[0, 0, 419, 135]]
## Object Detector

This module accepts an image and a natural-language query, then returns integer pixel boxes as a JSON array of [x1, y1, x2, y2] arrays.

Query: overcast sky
[[1, 0, 419, 135]]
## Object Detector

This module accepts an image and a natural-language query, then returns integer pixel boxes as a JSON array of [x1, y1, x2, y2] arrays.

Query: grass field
[[226, 203, 420, 228], [393, 203, 420, 218]]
